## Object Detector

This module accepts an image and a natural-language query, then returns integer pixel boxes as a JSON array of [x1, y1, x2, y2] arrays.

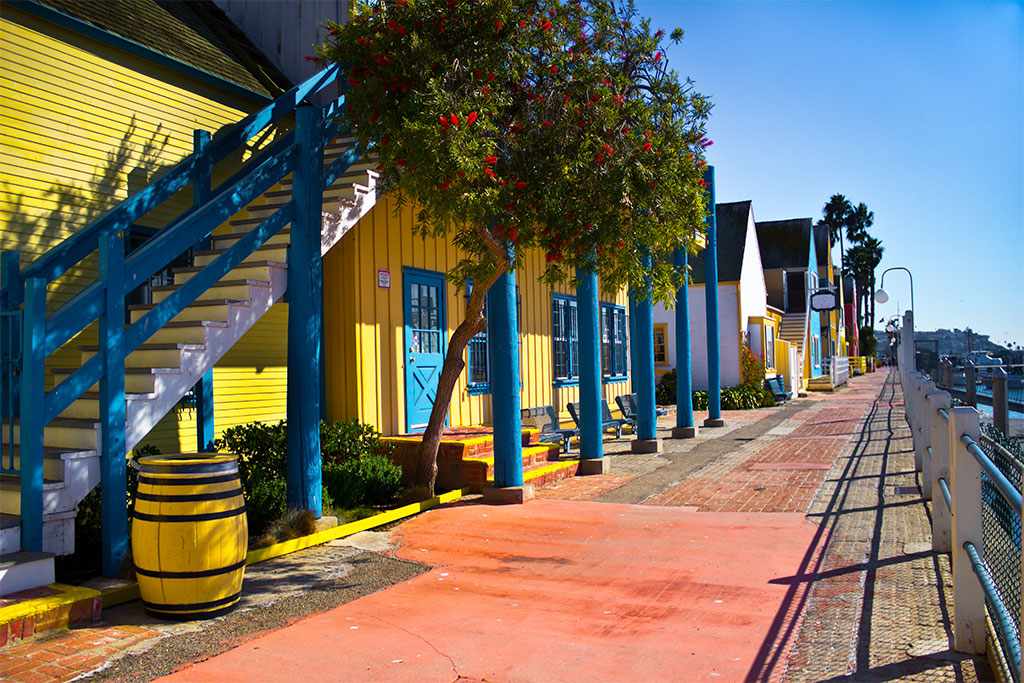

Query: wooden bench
[[567, 400, 628, 439], [615, 393, 668, 430]]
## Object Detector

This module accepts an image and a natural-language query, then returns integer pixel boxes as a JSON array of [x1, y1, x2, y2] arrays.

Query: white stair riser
[[192, 245, 289, 268]]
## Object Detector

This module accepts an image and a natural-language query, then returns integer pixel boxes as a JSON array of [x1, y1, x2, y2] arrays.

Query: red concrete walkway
[[158, 500, 819, 682]]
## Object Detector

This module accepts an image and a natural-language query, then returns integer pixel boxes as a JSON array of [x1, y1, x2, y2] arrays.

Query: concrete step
[[215, 227, 291, 251], [0, 551, 54, 597]]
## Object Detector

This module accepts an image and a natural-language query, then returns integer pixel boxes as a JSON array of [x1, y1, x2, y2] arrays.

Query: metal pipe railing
[[898, 313, 1022, 680]]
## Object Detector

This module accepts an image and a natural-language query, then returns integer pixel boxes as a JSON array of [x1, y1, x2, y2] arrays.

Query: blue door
[[403, 268, 446, 432]]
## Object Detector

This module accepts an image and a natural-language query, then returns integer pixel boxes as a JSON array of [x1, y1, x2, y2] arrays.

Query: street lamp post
[[874, 266, 915, 318]]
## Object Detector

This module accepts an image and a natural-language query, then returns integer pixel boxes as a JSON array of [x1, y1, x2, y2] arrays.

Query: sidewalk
[[0, 370, 994, 682]]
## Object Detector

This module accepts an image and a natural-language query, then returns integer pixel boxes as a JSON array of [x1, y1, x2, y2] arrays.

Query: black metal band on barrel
[[138, 473, 238, 487], [142, 591, 242, 612], [132, 505, 246, 523], [134, 559, 246, 579], [135, 487, 244, 503], [138, 461, 238, 475]]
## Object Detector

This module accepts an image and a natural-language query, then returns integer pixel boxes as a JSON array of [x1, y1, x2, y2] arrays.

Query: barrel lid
[[136, 453, 238, 474]]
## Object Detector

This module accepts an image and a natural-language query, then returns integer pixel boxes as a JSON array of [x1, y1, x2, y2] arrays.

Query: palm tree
[[845, 245, 872, 329], [845, 202, 874, 244], [816, 193, 853, 293], [861, 235, 885, 330]]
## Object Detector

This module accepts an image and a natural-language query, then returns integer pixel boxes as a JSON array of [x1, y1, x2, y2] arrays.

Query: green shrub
[[323, 453, 402, 509], [213, 418, 397, 534], [655, 369, 676, 406]]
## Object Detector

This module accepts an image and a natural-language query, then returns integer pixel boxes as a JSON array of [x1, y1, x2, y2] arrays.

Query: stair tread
[[192, 244, 287, 257], [79, 342, 204, 352], [225, 218, 293, 230], [52, 366, 177, 375], [129, 298, 250, 310], [0, 446, 92, 459], [1, 473, 63, 488], [3, 416, 98, 428], [158, 320, 229, 329], [72, 391, 155, 400], [172, 260, 285, 274], [150, 278, 269, 292]]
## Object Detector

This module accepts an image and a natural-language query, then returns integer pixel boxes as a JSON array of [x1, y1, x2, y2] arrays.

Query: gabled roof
[[812, 223, 831, 270], [30, 0, 289, 97], [689, 201, 752, 284], [755, 217, 814, 271]]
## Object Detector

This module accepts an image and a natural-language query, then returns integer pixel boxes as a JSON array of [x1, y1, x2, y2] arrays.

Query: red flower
[[440, 115, 449, 127], [546, 253, 555, 263], [591, 93, 600, 102], [541, 20, 552, 31], [484, 168, 495, 179], [451, 114, 459, 126], [654, 51, 662, 62], [516, 180, 526, 190], [543, 120, 551, 127], [348, 77, 361, 87], [381, 136, 390, 146], [397, 159, 407, 167], [618, 240, 624, 247], [305, 55, 317, 62], [475, 70, 482, 79], [643, 142, 652, 151], [484, 156, 498, 164], [467, 111, 478, 125], [495, 20, 502, 30], [509, 226, 518, 242], [550, 65, 558, 74], [487, 73, 496, 81], [457, 169, 464, 176], [482, 87, 489, 94], [440, 179, 451, 190]]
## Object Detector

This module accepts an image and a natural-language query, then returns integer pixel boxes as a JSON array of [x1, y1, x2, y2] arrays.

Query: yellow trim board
[[0, 583, 99, 621], [98, 488, 470, 609]]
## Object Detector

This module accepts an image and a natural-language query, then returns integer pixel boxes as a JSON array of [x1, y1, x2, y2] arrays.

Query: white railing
[[898, 311, 1022, 681]]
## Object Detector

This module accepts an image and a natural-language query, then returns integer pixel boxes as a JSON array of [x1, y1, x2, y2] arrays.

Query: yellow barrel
[[132, 453, 248, 620]]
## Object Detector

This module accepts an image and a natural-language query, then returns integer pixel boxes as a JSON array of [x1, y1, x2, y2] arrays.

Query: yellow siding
[[323, 196, 633, 436]]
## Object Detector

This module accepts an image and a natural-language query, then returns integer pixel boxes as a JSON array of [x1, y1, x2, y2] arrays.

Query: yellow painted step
[[172, 262, 283, 286], [1, 417, 98, 450], [129, 299, 244, 325], [150, 279, 266, 305], [80, 343, 200, 369], [192, 243, 289, 268], [50, 367, 162, 394]]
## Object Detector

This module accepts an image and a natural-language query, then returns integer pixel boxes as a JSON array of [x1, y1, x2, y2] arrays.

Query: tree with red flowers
[[318, 0, 712, 495]]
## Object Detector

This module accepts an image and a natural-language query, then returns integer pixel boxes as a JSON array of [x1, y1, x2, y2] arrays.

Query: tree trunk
[[412, 228, 510, 497]]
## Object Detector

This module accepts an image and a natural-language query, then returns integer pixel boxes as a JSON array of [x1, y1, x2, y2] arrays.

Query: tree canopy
[[316, 0, 711, 302]]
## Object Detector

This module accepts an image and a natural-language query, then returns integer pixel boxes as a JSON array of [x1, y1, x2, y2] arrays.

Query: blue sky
[[643, 1, 1023, 347]]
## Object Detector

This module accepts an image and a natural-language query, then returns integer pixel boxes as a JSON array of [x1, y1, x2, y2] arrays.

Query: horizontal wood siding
[[323, 196, 633, 436]]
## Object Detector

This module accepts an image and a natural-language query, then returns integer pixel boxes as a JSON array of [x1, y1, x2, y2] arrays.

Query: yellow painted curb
[[245, 487, 468, 564], [523, 460, 579, 479], [0, 583, 100, 621], [97, 488, 469, 607]]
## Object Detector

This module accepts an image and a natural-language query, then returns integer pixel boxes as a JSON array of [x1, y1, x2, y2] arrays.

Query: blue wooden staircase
[[0, 66, 375, 588]]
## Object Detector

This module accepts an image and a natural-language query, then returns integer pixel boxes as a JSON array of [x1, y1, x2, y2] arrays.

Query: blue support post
[[487, 253, 523, 488], [99, 234, 128, 575], [1, 252, 20, 433], [19, 277, 46, 551], [286, 106, 325, 515], [630, 252, 661, 452], [672, 248, 697, 438], [702, 166, 725, 428], [192, 130, 215, 452], [576, 267, 607, 473]]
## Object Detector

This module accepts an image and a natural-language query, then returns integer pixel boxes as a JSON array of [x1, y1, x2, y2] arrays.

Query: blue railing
[[1, 65, 353, 575]]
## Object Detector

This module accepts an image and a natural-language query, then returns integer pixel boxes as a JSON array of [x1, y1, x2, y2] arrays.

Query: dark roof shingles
[[689, 200, 751, 284], [32, 0, 286, 96], [755, 218, 814, 271]]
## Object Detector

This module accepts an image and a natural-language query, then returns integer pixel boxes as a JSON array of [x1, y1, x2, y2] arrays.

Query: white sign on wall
[[377, 269, 391, 289], [810, 288, 838, 311]]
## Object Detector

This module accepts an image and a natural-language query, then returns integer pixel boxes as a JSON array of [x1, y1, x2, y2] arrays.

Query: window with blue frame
[[465, 281, 490, 394], [465, 281, 521, 394], [601, 303, 628, 380], [552, 295, 579, 383]]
